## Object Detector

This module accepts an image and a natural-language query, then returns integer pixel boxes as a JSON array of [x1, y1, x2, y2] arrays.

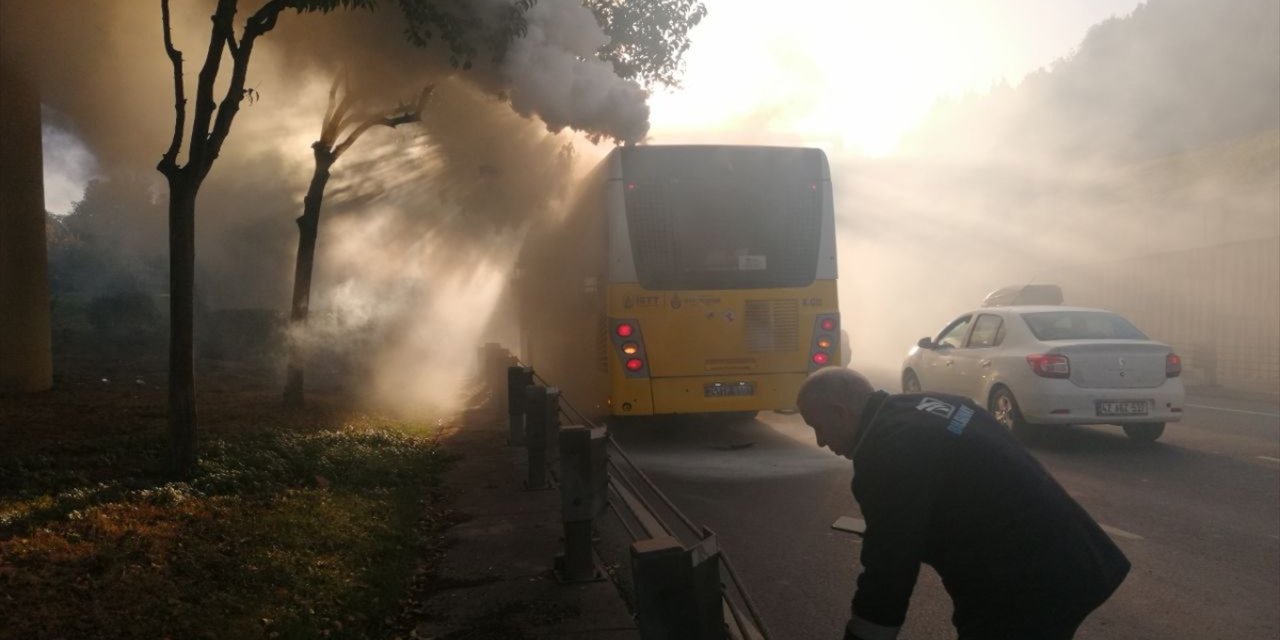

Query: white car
[[901, 305, 1185, 442]]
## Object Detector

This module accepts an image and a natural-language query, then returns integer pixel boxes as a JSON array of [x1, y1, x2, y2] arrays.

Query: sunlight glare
[[648, 0, 1144, 156]]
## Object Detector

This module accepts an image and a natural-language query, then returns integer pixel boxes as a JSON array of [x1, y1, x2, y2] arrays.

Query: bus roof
[[606, 145, 831, 182]]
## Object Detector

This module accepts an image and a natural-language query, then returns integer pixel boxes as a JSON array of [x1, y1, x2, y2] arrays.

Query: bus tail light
[[611, 319, 649, 377], [809, 313, 840, 372], [1027, 354, 1070, 378]]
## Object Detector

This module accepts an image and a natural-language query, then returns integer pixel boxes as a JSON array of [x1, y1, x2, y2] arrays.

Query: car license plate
[[705, 382, 754, 397], [1096, 400, 1150, 416]]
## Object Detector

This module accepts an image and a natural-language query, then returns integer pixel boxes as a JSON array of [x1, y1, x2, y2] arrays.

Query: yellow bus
[[517, 145, 840, 422]]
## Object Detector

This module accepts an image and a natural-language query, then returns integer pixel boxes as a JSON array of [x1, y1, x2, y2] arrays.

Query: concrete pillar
[[0, 25, 53, 392]]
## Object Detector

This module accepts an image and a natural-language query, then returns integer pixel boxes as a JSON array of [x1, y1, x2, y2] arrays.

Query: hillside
[[905, 0, 1280, 162]]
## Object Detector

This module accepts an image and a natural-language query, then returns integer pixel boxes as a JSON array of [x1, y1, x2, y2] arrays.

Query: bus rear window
[[622, 147, 824, 290]]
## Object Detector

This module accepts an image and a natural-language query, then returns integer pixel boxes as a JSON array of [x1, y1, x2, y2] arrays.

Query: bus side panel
[[517, 164, 611, 423]]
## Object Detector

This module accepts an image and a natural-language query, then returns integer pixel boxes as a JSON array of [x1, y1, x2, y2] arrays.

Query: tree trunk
[[283, 146, 335, 408], [167, 174, 199, 476]]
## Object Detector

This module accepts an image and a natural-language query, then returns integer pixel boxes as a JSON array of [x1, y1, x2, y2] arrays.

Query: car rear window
[[1020, 311, 1148, 341]]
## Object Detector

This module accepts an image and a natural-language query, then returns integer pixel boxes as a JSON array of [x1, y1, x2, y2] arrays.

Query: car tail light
[[616, 323, 634, 338], [625, 358, 645, 372], [1166, 353, 1182, 378], [1026, 354, 1070, 378]]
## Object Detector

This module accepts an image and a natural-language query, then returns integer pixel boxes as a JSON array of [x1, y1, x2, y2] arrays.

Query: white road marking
[[832, 516, 866, 535], [1257, 456, 1280, 464], [1185, 404, 1280, 418], [1099, 523, 1145, 541]]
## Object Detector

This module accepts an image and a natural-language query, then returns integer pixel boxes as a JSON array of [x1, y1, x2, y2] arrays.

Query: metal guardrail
[[489, 356, 771, 640], [602, 427, 770, 640]]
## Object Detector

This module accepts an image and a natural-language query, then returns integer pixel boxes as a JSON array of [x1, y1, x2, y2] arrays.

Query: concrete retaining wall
[[1051, 236, 1280, 398]]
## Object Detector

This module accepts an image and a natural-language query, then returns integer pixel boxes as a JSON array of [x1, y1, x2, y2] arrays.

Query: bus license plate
[[705, 382, 754, 397], [1096, 400, 1149, 416]]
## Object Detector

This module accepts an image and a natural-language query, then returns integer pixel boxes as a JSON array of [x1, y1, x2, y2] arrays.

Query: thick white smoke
[[20, 0, 662, 414], [501, 0, 651, 143]]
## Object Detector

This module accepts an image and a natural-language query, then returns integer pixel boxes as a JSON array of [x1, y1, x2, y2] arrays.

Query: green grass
[[0, 412, 457, 640]]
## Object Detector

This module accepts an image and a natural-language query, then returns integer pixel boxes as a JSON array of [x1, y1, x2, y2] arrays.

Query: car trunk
[[1049, 341, 1170, 389]]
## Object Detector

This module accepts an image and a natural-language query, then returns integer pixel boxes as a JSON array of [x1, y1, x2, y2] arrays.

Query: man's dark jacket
[[848, 391, 1130, 632]]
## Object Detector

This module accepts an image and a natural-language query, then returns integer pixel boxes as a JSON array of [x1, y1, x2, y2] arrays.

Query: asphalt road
[[607, 391, 1280, 640]]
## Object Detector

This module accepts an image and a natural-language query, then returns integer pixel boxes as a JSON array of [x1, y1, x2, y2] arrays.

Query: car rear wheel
[[989, 386, 1034, 438], [1122, 422, 1165, 443], [902, 370, 922, 393]]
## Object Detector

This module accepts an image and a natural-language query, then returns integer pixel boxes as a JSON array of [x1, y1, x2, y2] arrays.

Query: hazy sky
[[41, 0, 1147, 214], [647, 0, 1146, 155]]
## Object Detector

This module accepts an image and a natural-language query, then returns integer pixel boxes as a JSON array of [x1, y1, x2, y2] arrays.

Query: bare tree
[[153, 0, 510, 476], [284, 79, 432, 407], [154, 0, 705, 475], [157, 0, 297, 475]]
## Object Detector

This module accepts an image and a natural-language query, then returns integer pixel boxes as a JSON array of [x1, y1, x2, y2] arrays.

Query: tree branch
[[331, 85, 434, 160], [186, 0, 236, 177], [324, 78, 360, 148], [158, 0, 186, 176], [224, 27, 240, 58], [319, 73, 344, 146], [330, 119, 381, 160], [201, 0, 289, 179]]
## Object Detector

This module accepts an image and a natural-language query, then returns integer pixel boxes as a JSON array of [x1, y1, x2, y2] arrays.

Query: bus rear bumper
[[632, 372, 809, 416]]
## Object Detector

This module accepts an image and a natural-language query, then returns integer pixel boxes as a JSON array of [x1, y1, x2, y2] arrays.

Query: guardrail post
[[556, 425, 608, 581], [507, 365, 534, 445], [545, 387, 561, 468], [479, 342, 511, 414], [631, 534, 725, 640], [524, 386, 558, 489]]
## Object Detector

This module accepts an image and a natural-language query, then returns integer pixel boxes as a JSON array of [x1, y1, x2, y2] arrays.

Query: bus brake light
[[625, 358, 645, 372], [616, 323, 634, 338], [812, 352, 830, 366], [820, 318, 836, 332]]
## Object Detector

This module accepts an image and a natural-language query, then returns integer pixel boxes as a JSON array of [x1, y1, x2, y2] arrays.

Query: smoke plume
[[500, 0, 651, 142], [14, 0, 640, 413]]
